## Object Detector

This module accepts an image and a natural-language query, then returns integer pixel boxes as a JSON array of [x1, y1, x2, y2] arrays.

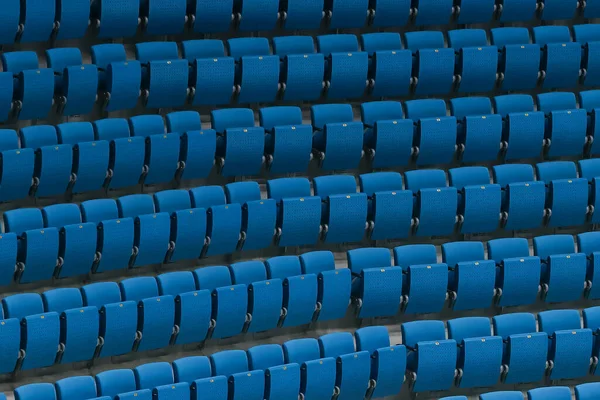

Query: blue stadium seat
[[54, 0, 89, 40], [120, 277, 175, 351], [267, 178, 322, 247], [91, 0, 140, 38], [393, 244, 448, 314], [247, 344, 300, 400], [536, 161, 589, 228], [189, 186, 241, 256], [455, 0, 495, 23], [153, 383, 189, 399], [580, 159, 600, 223], [528, 386, 572, 400], [134, 361, 174, 389], [448, 29, 498, 94], [578, 232, 600, 299], [18, 0, 55, 43], [0, 73, 14, 122], [55, 376, 97, 400], [4, 208, 59, 283], [404, 169, 457, 236], [583, 306, 600, 373], [259, 106, 313, 173], [283, 338, 336, 399], [449, 167, 501, 234], [411, 0, 453, 25], [116, 390, 152, 400], [493, 94, 544, 160], [91, 44, 141, 112], [447, 317, 502, 388], [236, 0, 279, 31], [537, 92, 587, 157], [0, 0, 19, 45], [191, 0, 233, 33], [300, 251, 351, 321], [442, 241, 496, 310], [490, 28, 540, 91], [0, 306, 20, 374], [190, 376, 228, 400], [266, 256, 317, 327], [359, 172, 413, 240], [361, 33, 411, 98], [0, 130, 34, 202], [210, 350, 265, 400], [95, 369, 137, 399], [534, 234, 586, 303], [576, 382, 600, 399], [319, 332, 371, 400], [404, 99, 456, 166], [173, 356, 212, 383], [3, 293, 58, 370], [450, 97, 502, 163], [317, 35, 368, 99], [487, 238, 541, 307], [81, 282, 137, 358], [80, 199, 134, 273], [360, 101, 413, 168], [579, 91, 600, 156], [46, 48, 98, 117], [584, 0, 600, 17], [143, 0, 186, 35], [574, 25, 600, 87], [14, 383, 57, 400], [493, 313, 548, 384], [272, 36, 324, 102], [402, 320, 457, 392], [533, 26, 582, 89], [280, 0, 323, 29], [311, 104, 364, 171], [539, 310, 592, 380], [539, 0, 578, 20], [0, 228, 17, 287], [347, 248, 401, 318], [480, 392, 525, 400], [370, 0, 409, 26], [326, 0, 368, 29], [404, 31, 455, 95], [225, 182, 276, 251]]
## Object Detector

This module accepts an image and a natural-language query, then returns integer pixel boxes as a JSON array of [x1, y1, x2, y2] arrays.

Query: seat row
[[443, 383, 600, 400], [5, 25, 600, 120]]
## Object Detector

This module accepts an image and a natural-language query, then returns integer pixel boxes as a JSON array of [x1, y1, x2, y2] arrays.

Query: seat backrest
[[189, 186, 227, 209], [447, 317, 492, 342], [535, 161, 578, 183], [119, 277, 160, 302], [225, 181, 262, 204], [358, 172, 404, 196], [528, 386, 572, 400], [80, 199, 120, 223], [194, 266, 232, 290], [55, 376, 97, 400], [247, 344, 285, 370], [448, 29, 489, 49], [361, 33, 403, 53], [360, 101, 404, 127], [4, 208, 44, 233], [533, 234, 575, 259], [135, 42, 179, 63], [347, 247, 391, 274], [537, 92, 577, 113], [404, 169, 447, 192], [211, 108, 255, 133], [266, 256, 302, 279], [228, 38, 271, 59], [165, 111, 202, 133], [20, 125, 59, 148], [532, 26, 572, 46], [229, 261, 267, 285], [355, 326, 391, 354], [404, 31, 445, 51], [401, 320, 447, 348], [42, 204, 82, 228], [494, 94, 535, 117], [493, 313, 537, 338], [404, 99, 447, 120], [259, 106, 303, 131], [448, 166, 492, 189], [487, 238, 531, 261], [181, 40, 226, 61], [450, 97, 493, 120], [154, 190, 192, 214], [493, 164, 536, 186], [490, 27, 532, 48], [311, 104, 354, 129], [81, 282, 122, 307], [3, 293, 44, 319], [313, 175, 356, 197], [211, 349, 249, 376], [272, 36, 316, 57], [172, 356, 212, 383], [42, 288, 83, 313], [316, 34, 359, 55], [319, 332, 355, 358], [576, 382, 600, 400], [95, 369, 136, 399], [266, 177, 312, 201], [394, 244, 438, 268], [538, 309, 582, 335], [283, 338, 321, 364], [299, 251, 335, 275], [118, 194, 155, 219], [14, 383, 57, 400], [156, 271, 197, 296], [442, 241, 485, 265], [134, 362, 174, 390]]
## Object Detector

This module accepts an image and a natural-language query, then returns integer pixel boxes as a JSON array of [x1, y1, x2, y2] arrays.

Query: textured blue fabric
[[492, 28, 539, 91], [134, 362, 174, 389], [0, 147, 35, 202], [282, 53, 325, 102], [211, 284, 247, 339], [413, 0, 452, 25], [143, 60, 189, 109], [0, 232, 17, 286], [55, 0, 89, 40], [578, 233, 600, 299], [20, 0, 55, 43], [457, 0, 495, 22], [370, 49, 412, 98], [357, 267, 402, 318], [577, 382, 600, 400], [205, 204, 241, 256], [217, 127, 264, 177], [313, 121, 364, 171], [14, 383, 57, 400], [21, 311, 60, 369], [62, 64, 99, 116], [0, 73, 14, 123], [180, 130, 217, 180], [20, 228, 60, 283], [96, 369, 137, 399], [173, 356, 211, 383], [237, 55, 280, 104], [192, 57, 234, 106], [237, 0, 279, 31], [540, 0, 578, 20], [145, 0, 186, 35], [328, 0, 368, 29], [323, 193, 367, 244], [371, 0, 409, 26], [499, 0, 536, 21], [153, 383, 189, 400], [95, 0, 140, 38], [0, 317, 20, 374], [193, 0, 232, 33], [0, 0, 19, 44], [415, 187, 458, 236], [282, 274, 318, 327], [283, 0, 323, 29], [104, 61, 142, 112], [99, 300, 138, 357], [117, 390, 152, 400], [16, 69, 55, 120], [278, 196, 322, 247]]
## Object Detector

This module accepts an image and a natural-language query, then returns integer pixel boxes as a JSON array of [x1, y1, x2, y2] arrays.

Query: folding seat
[[91, 0, 140, 38], [211, 350, 265, 400], [128, 115, 180, 185], [135, 42, 189, 109], [235, 0, 279, 31], [584, 0, 600, 17], [272, 36, 324, 102], [404, 99, 457, 166], [361, 33, 411, 98], [313, 175, 367, 243], [142, 0, 186, 35], [578, 232, 600, 299], [228, 38, 280, 104], [480, 393, 523, 400], [189, 186, 241, 256], [487, 238, 540, 307], [45, 48, 98, 117], [347, 248, 401, 318], [449, 97, 502, 163], [0, 130, 34, 202], [259, 106, 313, 174], [441, 397, 468, 400], [42, 287, 99, 364], [54, 0, 90, 40], [529, 387, 573, 400], [402, 320, 457, 392], [55, 376, 98, 400], [536, 161, 589, 227], [0, 0, 19, 44], [283, 338, 336, 399], [490, 28, 540, 91], [447, 30, 498, 94], [0, 73, 14, 122], [579, 91, 600, 156], [3, 293, 59, 370], [580, 159, 600, 223], [194, 266, 247, 339], [404, 31, 455, 96], [247, 344, 300, 400], [455, 0, 495, 23], [369, 0, 410, 27], [583, 306, 600, 372], [190, 0, 232, 33], [393, 244, 448, 314], [0, 308, 21, 374], [577, 382, 600, 399], [4, 208, 59, 283], [81, 282, 137, 358], [173, 355, 212, 383], [0, 226, 17, 287], [355, 326, 406, 398], [442, 241, 496, 310], [93, 118, 145, 189], [95, 369, 137, 399], [358, 172, 413, 240], [573, 25, 600, 87], [325, 0, 368, 29], [225, 182, 276, 251], [299, 251, 351, 321], [533, 26, 582, 89], [154, 190, 206, 262], [18, 0, 55, 43], [80, 199, 134, 273], [91, 44, 141, 112], [497, 0, 536, 21], [116, 390, 152, 400], [449, 167, 501, 234], [537, 92, 587, 158], [311, 104, 364, 171], [20, 125, 74, 197], [120, 277, 175, 351], [319, 332, 371, 400], [493, 94, 545, 160], [135, 362, 174, 389], [360, 101, 412, 169], [266, 256, 318, 327], [411, 0, 453, 25], [167, 122, 216, 181], [157, 271, 211, 344], [316, 35, 368, 100], [14, 383, 57, 400], [191, 376, 228, 400], [2, 51, 54, 120], [404, 169, 458, 236], [229, 261, 282, 333], [153, 383, 190, 399], [539, 309, 593, 380], [539, 0, 578, 20]]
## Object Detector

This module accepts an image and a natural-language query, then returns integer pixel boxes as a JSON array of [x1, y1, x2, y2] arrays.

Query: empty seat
[[0, 0, 19, 45], [143, 0, 186, 35], [172, 356, 212, 384], [405, 31, 454, 95], [153, 383, 189, 400], [347, 248, 401, 318], [116, 390, 152, 400], [404, 99, 456, 166], [135, 362, 174, 389], [370, 0, 409, 26], [412, 0, 453, 25], [0, 228, 17, 287], [247, 344, 300, 400], [538, 92, 587, 157], [579, 92, 600, 156], [580, 159, 600, 223], [481, 392, 527, 400], [55, 376, 97, 400], [235, 0, 278, 31], [0, 130, 34, 202], [317, 35, 368, 100], [574, 25, 600, 87], [0, 308, 20, 374], [14, 383, 57, 400], [498, 0, 536, 21], [91, 0, 140, 38], [283, 338, 336, 399], [493, 313, 548, 384], [19, 0, 55, 43], [577, 232, 600, 299], [533, 26, 582, 89], [448, 30, 498, 94], [361, 33, 411, 98], [491, 28, 540, 91], [210, 350, 265, 400], [576, 382, 600, 400], [95, 369, 137, 399], [326, 0, 368, 29], [281, 0, 323, 29], [528, 387, 572, 400], [442, 241, 496, 310], [190, 376, 228, 400], [191, 0, 232, 33], [540, 0, 578, 20], [456, 0, 495, 23]]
